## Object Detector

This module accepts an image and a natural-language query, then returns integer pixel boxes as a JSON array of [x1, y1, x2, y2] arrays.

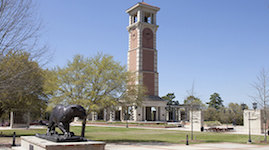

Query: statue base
[[12, 136, 105, 150], [36, 133, 87, 142]]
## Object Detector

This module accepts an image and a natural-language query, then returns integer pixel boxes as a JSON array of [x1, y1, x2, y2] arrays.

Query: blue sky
[[38, 0, 269, 107]]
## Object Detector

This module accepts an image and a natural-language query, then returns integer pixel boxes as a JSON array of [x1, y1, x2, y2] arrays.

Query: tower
[[126, 3, 167, 121], [126, 2, 159, 96]]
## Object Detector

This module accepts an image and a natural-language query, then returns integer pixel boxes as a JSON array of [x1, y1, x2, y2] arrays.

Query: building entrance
[[115, 110, 121, 121], [146, 107, 156, 121], [97, 110, 104, 120]]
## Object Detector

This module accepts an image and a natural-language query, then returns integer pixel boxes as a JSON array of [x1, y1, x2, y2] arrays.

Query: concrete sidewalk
[[70, 122, 264, 136], [106, 142, 269, 150]]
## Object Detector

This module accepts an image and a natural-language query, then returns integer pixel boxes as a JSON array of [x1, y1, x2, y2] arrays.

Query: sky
[[38, 0, 269, 107]]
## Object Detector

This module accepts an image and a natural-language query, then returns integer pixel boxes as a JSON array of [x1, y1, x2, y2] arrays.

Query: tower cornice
[[126, 2, 160, 14], [127, 22, 159, 32]]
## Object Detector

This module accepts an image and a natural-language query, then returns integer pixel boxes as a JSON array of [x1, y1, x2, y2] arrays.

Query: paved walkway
[[1, 137, 269, 150], [70, 123, 264, 136], [1, 142, 269, 150], [106, 142, 269, 150], [1, 124, 267, 150]]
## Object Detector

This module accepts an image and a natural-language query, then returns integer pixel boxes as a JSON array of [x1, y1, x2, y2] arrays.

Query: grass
[[0, 126, 265, 144]]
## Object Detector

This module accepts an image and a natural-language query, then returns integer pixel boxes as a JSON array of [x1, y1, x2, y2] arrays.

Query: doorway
[[115, 110, 121, 121], [146, 107, 156, 121]]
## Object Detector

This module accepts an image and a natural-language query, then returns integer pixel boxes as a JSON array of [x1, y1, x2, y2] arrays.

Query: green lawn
[[0, 126, 265, 144]]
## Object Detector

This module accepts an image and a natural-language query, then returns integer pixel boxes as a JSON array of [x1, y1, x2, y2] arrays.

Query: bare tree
[[251, 68, 269, 142], [0, 0, 45, 57], [185, 81, 201, 140], [0, 0, 46, 88], [0, 0, 48, 117]]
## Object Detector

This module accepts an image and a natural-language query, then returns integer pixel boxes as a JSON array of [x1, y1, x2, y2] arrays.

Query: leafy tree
[[48, 54, 145, 116], [219, 107, 230, 126], [184, 95, 204, 109], [203, 107, 219, 121], [207, 93, 224, 110], [0, 51, 47, 118], [0, 0, 48, 117], [204, 102, 246, 125], [162, 93, 176, 101], [227, 103, 244, 125]]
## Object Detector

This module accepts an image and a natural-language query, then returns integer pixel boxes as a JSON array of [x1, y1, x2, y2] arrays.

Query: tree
[[184, 82, 205, 109], [251, 68, 269, 141], [203, 107, 219, 122], [0, 0, 44, 56], [0, 0, 47, 116], [219, 107, 230, 126], [204, 102, 246, 125], [0, 0, 46, 98], [227, 103, 244, 125], [207, 93, 224, 110], [162, 93, 176, 101], [0, 51, 47, 118], [48, 54, 145, 116], [184, 95, 204, 108]]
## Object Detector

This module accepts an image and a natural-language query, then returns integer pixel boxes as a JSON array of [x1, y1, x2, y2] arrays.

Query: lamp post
[[248, 102, 257, 143], [191, 106, 193, 140], [248, 111, 251, 143], [253, 102, 257, 110]]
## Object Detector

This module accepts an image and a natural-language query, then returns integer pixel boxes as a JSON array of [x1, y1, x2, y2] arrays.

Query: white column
[[178, 109, 181, 121], [129, 15, 132, 25], [92, 112, 97, 121], [10, 111, 14, 128], [120, 108, 124, 121], [109, 111, 115, 121], [132, 106, 137, 121], [103, 109, 107, 121], [137, 10, 142, 22]]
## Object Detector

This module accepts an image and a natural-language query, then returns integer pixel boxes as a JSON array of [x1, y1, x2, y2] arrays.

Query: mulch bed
[[86, 122, 178, 128], [0, 144, 11, 148], [255, 141, 269, 144]]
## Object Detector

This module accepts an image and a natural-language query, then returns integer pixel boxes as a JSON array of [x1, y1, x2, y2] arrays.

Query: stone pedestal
[[190, 110, 203, 131], [13, 136, 105, 150], [244, 109, 265, 134]]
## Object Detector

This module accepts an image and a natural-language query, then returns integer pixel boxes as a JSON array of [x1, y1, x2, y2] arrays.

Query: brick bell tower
[[126, 3, 167, 122], [126, 2, 160, 96]]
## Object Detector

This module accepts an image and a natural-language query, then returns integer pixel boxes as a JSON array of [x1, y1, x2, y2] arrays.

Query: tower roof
[[126, 2, 160, 14]]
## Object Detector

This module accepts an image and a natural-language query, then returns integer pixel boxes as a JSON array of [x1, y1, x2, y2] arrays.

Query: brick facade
[[130, 29, 138, 49], [143, 73, 155, 95], [128, 50, 137, 72], [142, 28, 153, 49], [126, 2, 161, 97], [142, 49, 154, 71]]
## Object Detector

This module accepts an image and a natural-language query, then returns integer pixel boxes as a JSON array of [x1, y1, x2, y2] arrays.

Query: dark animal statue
[[47, 104, 87, 137]]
